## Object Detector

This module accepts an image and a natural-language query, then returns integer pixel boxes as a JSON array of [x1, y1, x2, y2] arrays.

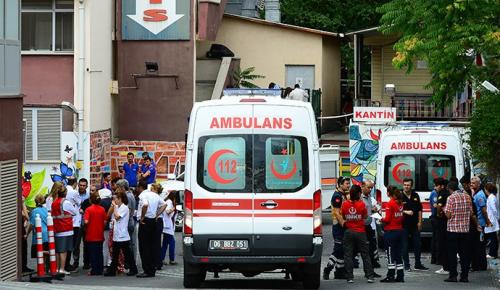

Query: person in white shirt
[[287, 84, 309, 102], [64, 177, 82, 272], [161, 191, 177, 265], [484, 183, 499, 259], [136, 181, 166, 277], [104, 190, 138, 276]]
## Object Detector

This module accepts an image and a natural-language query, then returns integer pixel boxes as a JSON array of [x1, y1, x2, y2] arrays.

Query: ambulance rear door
[[251, 104, 318, 256]]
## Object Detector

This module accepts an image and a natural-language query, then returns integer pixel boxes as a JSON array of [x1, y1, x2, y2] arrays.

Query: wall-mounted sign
[[122, 0, 190, 40], [353, 107, 396, 123]]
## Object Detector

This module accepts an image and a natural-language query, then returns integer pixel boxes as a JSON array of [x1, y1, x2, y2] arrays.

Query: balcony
[[354, 95, 472, 121]]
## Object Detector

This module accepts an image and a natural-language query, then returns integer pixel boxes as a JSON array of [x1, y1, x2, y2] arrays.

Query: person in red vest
[[380, 186, 408, 283], [51, 182, 78, 275]]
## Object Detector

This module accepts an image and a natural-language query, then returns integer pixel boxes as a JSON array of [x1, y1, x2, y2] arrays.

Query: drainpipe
[[77, 0, 85, 171]]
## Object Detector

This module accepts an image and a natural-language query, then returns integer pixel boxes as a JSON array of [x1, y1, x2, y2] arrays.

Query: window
[[255, 135, 308, 192], [384, 154, 456, 191], [197, 134, 309, 193], [23, 108, 62, 161], [21, 0, 73, 52]]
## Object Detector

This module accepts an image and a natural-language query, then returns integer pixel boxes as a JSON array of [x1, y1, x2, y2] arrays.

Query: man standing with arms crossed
[[323, 177, 350, 280], [401, 178, 428, 271]]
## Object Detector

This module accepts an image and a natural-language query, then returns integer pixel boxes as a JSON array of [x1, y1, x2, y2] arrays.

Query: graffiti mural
[[349, 123, 382, 186], [23, 132, 80, 208]]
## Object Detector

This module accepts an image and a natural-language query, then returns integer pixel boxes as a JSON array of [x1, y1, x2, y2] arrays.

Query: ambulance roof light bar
[[222, 89, 281, 97]]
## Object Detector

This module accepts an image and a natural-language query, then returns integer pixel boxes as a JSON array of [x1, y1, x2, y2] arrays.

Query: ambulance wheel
[[183, 263, 206, 288], [302, 262, 320, 289]]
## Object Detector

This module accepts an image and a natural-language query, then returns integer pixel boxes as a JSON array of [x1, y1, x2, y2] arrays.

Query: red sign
[[207, 149, 238, 184], [391, 162, 412, 184], [210, 117, 292, 130], [390, 142, 447, 150]]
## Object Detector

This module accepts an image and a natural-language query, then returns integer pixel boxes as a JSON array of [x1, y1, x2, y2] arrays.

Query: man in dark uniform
[[323, 176, 350, 280], [401, 178, 428, 271], [435, 179, 450, 274]]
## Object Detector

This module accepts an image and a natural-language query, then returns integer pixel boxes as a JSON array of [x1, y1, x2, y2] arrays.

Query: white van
[[376, 128, 470, 235], [183, 92, 322, 288]]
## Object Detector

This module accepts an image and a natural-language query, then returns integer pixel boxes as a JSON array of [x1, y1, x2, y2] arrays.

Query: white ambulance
[[376, 126, 471, 235], [183, 90, 322, 288]]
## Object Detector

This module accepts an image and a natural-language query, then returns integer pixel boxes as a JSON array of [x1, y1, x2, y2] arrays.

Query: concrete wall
[[116, 0, 195, 142], [73, 0, 114, 133], [371, 45, 433, 105], [197, 16, 326, 89], [21, 56, 74, 105]]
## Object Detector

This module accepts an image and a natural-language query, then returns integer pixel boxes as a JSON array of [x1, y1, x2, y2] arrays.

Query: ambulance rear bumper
[[183, 244, 323, 264]]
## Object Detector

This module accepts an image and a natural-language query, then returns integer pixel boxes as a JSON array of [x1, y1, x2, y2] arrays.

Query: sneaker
[[404, 266, 412, 272], [367, 278, 375, 283], [347, 279, 354, 283], [414, 264, 429, 271], [435, 268, 449, 275], [380, 277, 395, 283], [169, 261, 177, 265], [486, 255, 495, 259], [59, 270, 71, 275]]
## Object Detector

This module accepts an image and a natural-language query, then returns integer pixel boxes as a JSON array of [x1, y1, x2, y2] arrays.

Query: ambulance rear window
[[197, 134, 308, 193], [197, 135, 251, 192], [384, 154, 456, 191], [254, 135, 309, 193]]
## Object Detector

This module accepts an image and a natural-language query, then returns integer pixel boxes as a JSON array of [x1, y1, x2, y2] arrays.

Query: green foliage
[[378, 0, 500, 107], [280, 0, 390, 33], [25, 169, 47, 208], [233, 67, 265, 88], [469, 91, 500, 179]]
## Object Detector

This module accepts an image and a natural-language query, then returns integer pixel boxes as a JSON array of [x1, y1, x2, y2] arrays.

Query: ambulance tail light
[[184, 189, 193, 235], [375, 189, 382, 204], [313, 190, 322, 235]]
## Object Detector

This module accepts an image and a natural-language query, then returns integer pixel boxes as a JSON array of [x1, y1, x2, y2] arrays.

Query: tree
[[378, 0, 500, 107], [233, 67, 265, 88], [469, 91, 500, 179], [280, 0, 389, 33]]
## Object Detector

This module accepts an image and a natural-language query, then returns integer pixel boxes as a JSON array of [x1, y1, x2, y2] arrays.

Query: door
[[251, 106, 314, 256], [285, 65, 315, 89]]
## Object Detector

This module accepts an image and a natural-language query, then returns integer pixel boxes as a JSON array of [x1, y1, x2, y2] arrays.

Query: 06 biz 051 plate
[[209, 240, 249, 251]]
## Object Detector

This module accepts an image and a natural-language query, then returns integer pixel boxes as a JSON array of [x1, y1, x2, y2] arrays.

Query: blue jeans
[[161, 233, 175, 262], [402, 227, 422, 267]]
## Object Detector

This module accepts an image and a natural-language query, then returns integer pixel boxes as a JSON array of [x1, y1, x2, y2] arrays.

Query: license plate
[[209, 240, 249, 250]]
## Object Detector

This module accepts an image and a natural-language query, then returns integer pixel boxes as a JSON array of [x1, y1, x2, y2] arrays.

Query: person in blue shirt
[[27, 194, 49, 268], [430, 178, 445, 265], [470, 176, 490, 271], [123, 152, 139, 188], [140, 156, 156, 185]]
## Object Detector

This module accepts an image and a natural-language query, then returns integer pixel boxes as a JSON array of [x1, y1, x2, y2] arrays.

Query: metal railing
[[352, 95, 472, 120]]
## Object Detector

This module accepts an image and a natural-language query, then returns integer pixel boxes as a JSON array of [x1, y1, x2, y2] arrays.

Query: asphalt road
[[6, 222, 499, 290]]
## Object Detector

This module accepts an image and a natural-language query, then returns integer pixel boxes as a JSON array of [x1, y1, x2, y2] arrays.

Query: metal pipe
[[77, 0, 85, 168]]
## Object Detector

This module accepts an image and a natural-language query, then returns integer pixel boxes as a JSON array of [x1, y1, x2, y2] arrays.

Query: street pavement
[[4, 222, 499, 290]]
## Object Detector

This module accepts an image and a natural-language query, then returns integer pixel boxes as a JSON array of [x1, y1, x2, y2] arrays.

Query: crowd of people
[[323, 176, 499, 284], [22, 152, 179, 278]]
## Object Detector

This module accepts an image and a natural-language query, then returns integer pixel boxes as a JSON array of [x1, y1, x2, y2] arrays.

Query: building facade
[[0, 0, 22, 281], [21, 0, 343, 189]]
